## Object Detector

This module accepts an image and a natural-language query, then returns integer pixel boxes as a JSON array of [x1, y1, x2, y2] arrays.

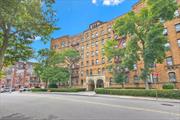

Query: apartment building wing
[[51, 0, 180, 89]]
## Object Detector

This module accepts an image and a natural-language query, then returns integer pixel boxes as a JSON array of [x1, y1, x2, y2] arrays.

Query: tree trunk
[[145, 79, 149, 90], [0, 25, 10, 71]]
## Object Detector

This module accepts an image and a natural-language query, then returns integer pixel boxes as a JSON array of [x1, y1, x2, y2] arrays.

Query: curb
[[29, 92, 180, 104], [94, 94, 180, 104]]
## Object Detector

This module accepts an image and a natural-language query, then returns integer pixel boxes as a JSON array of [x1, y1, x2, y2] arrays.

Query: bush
[[49, 88, 86, 92], [48, 83, 58, 88], [106, 87, 145, 89], [163, 83, 175, 89], [95, 88, 180, 99], [31, 88, 47, 92], [31, 88, 86, 92]]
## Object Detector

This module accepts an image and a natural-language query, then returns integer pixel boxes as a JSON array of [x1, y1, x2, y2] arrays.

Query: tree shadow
[[0, 113, 60, 120]]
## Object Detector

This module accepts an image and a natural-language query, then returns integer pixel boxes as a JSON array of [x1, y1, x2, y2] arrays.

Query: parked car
[[19, 87, 29, 92], [0, 87, 10, 93]]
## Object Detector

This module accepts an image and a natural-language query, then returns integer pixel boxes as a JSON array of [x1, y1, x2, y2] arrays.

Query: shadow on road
[[0, 113, 59, 120]]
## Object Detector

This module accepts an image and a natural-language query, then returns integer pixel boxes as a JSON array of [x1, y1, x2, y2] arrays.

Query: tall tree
[[34, 48, 80, 88], [0, 0, 57, 71], [106, 0, 178, 89]]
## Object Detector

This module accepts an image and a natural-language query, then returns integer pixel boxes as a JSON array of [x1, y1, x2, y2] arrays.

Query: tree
[[107, 0, 178, 89], [0, 0, 57, 71], [114, 73, 127, 88], [34, 48, 80, 88], [41, 67, 70, 87]]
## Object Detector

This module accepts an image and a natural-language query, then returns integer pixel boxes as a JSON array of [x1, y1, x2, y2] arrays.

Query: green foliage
[[114, 73, 126, 84], [95, 88, 180, 99], [31, 88, 47, 92], [0, 70, 5, 79], [48, 83, 58, 88], [41, 67, 70, 84], [163, 83, 175, 89], [106, 0, 178, 89], [34, 48, 79, 86], [105, 87, 145, 89], [0, 0, 58, 70], [31, 88, 86, 92]]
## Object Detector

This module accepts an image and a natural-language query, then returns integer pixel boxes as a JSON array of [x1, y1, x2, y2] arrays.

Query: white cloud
[[92, 0, 97, 4], [103, 0, 125, 6]]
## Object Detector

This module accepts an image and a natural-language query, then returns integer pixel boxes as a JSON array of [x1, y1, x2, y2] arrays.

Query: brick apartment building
[[51, 0, 180, 90], [0, 62, 39, 89]]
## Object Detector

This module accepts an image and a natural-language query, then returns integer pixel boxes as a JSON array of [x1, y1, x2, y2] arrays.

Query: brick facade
[[51, 1, 180, 89]]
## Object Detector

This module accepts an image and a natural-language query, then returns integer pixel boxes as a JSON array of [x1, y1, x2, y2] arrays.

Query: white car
[[19, 87, 29, 92]]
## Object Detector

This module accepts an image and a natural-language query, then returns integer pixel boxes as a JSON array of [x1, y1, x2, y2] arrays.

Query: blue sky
[[31, 0, 139, 54]]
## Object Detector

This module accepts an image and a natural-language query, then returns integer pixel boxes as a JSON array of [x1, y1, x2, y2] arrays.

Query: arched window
[[168, 72, 176, 82]]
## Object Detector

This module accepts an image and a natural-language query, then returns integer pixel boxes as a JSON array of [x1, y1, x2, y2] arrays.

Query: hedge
[[105, 87, 145, 89], [95, 88, 180, 99], [48, 83, 58, 88], [162, 83, 175, 89], [31, 88, 86, 92]]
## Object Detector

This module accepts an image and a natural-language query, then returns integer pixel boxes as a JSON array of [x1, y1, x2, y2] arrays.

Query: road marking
[[9, 93, 180, 117]]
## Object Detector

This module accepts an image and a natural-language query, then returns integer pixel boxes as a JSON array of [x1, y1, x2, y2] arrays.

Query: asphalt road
[[0, 92, 180, 120]]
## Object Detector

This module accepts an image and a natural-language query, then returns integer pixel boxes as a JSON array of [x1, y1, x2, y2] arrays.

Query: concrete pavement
[[32, 91, 180, 103], [0, 92, 180, 120]]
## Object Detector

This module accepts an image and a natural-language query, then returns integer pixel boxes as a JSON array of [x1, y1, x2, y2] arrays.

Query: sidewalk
[[31, 91, 180, 104]]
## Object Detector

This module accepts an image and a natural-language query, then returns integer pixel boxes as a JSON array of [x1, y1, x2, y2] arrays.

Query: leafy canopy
[[105, 0, 178, 87], [0, 0, 58, 70], [34, 48, 80, 85]]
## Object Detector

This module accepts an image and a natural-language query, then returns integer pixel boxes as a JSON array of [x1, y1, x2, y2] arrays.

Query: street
[[0, 92, 180, 120]]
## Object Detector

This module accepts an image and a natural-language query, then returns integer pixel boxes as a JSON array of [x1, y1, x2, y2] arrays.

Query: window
[[96, 59, 99, 64], [86, 70, 89, 76], [91, 41, 95, 46], [134, 75, 139, 82], [101, 48, 105, 54], [102, 68, 105, 74], [177, 39, 180, 47], [102, 58, 105, 64], [90, 69, 92, 76], [54, 44, 58, 49], [174, 10, 180, 17], [96, 32, 98, 37], [101, 39, 105, 45], [81, 71, 83, 77], [133, 64, 137, 70], [164, 43, 170, 51], [92, 60, 94, 66], [92, 34, 95, 38], [114, 34, 118, 40], [86, 52, 89, 57], [61, 42, 65, 47], [81, 46, 84, 51], [91, 51, 95, 57], [81, 38, 84, 42], [86, 61, 89, 66], [95, 50, 98, 56], [101, 30, 105, 35], [166, 57, 173, 66], [81, 54, 84, 60], [86, 42, 89, 49], [98, 68, 101, 75], [81, 80, 83, 85], [108, 26, 112, 32], [95, 41, 98, 46], [168, 72, 176, 82], [163, 28, 168, 35], [175, 23, 180, 32], [121, 39, 126, 48]]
